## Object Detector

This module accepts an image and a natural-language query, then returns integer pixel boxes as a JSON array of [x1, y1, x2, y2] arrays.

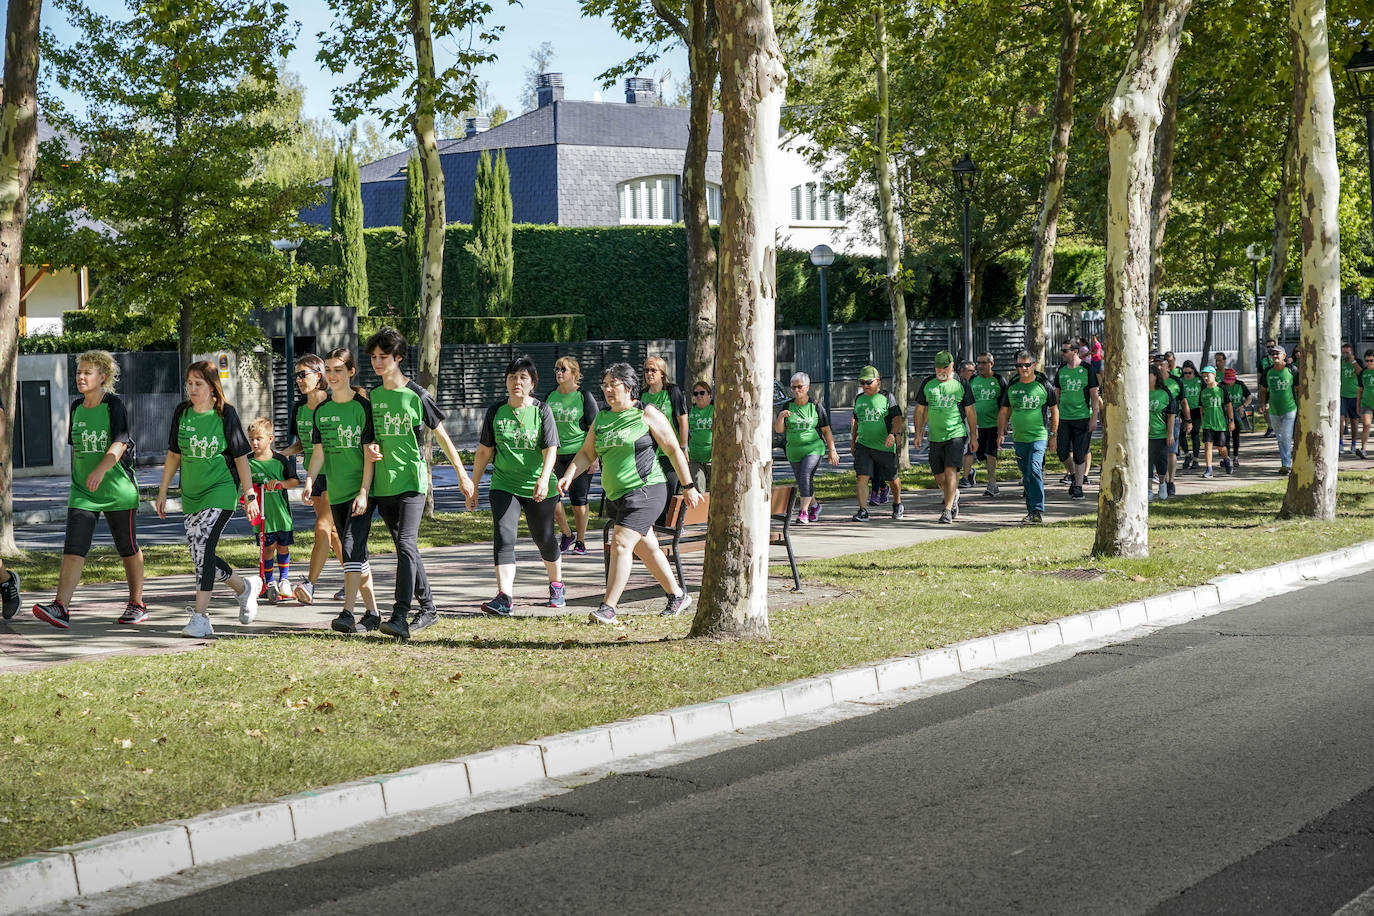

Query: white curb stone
[[174, 803, 294, 866], [283, 782, 386, 841], [528, 728, 615, 779], [779, 678, 834, 715], [0, 853, 78, 913], [992, 629, 1032, 663], [666, 701, 733, 743], [55, 825, 192, 896], [918, 647, 960, 680], [874, 656, 923, 692], [370, 761, 470, 815], [1057, 614, 1093, 643], [460, 745, 546, 794], [606, 715, 676, 759], [1088, 608, 1122, 635], [1115, 601, 1148, 629], [1026, 623, 1063, 654], [828, 666, 881, 702], [954, 636, 997, 671], [721, 689, 786, 730]]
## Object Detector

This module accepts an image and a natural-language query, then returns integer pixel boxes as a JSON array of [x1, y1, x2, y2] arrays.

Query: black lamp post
[[1346, 40, 1374, 247], [810, 244, 835, 411], [952, 153, 978, 362], [1246, 243, 1264, 373], [271, 237, 302, 442]]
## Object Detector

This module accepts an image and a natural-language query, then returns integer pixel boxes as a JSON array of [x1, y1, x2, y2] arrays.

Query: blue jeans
[[1269, 410, 1296, 467], [1014, 439, 1047, 513]]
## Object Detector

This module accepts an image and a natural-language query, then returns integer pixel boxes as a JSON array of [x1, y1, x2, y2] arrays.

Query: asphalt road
[[124, 570, 1374, 915]]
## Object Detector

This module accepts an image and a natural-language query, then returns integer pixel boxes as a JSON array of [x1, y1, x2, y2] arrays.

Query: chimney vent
[[536, 72, 564, 108], [624, 77, 657, 105], [464, 116, 490, 138]]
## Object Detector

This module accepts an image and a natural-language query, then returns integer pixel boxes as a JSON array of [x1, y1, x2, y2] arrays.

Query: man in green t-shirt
[[998, 350, 1058, 525], [1340, 342, 1361, 454], [1053, 342, 1100, 500], [1260, 345, 1298, 474], [851, 365, 905, 521], [1153, 352, 1189, 497], [1358, 349, 1374, 459], [965, 353, 1007, 498], [914, 351, 977, 524]]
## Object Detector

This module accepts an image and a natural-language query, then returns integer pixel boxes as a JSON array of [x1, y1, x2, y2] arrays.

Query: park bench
[[601, 483, 801, 592]]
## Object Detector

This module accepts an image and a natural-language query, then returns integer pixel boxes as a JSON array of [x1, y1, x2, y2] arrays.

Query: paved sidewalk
[[0, 430, 1336, 673]]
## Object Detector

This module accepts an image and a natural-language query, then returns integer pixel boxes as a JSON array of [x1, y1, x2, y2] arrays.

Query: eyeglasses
[[790, 384, 806, 389], [693, 390, 709, 396], [977, 359, 992, 364], [642, 367, 660, 374]]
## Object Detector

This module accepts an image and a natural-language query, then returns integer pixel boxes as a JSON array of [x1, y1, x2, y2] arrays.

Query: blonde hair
[[555, 355, 581, 382], [76, 350, 119, 393], [642, 355, 670, 388], [247, 417, 275, 441]]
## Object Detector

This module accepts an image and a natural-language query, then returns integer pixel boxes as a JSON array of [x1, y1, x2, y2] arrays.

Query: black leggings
[[1189, 422, 1201, 457], [330, 499, 374, 576], [64, 507, 139, 558], [656, 455, 680, 524], [489, 488, 560, 566], [1149, 439, 1168, 479], [1229, 426, 1241, 456], [185, 508, 233, 592], [375, 491, 429, 614]]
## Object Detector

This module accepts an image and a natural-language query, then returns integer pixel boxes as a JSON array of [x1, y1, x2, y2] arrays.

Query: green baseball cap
[[934, 350, 953, 368], [859, 365, 880, 382]]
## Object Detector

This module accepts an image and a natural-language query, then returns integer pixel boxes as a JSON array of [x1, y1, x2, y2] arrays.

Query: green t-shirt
[[1148, 389, 1176, 440], [969, 374, 1005, 429], [915, 375, 974, 443], [642, 386, 686, 458], [594, 406, 665, 502], [1342, 359, 1360, 398], [312, 396, 375, 505], [1000, 379, 1057, 443], [68, 393, 139, 513], [782, 400, 829, 463], [248, 453, 296, 533], [1054, 364, 1098, 421], [853, 390, 901, 452], [170, 403, 251, 514], [546, 388, 598, 456], [1264, 366, 1297, 414], [687, 404, 714, 463], [1198, 384, 1228, 431], [479, 399, 558, 498], [1169, 367, 1183, 380], [370, 381, 444, 498], [1179, 376, 1202, 411], [1361, 369, 1374, 410]]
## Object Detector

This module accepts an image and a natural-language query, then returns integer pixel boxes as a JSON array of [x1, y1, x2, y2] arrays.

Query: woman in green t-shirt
[[641, 355, 688, 499], [155, 361, 262, 639], [546, 356, 599, 557], [32, 350, 147, 629], [774, 372, 839, 525], [686, 381, 715, 492], [557, 363, 700, 625], [283, 353, 345, 606], [469, 355, 563, 616]]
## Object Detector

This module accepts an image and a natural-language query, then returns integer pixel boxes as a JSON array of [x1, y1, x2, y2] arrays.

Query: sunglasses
[[693, 390, 709, 396], [554, 366, 569, 373], [294, 370, 311, 379], [1016, 363, 1034, 369]]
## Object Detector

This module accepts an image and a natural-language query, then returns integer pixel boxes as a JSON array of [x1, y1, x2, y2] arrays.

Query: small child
[[1196, 366, 1234, 478], [247, 418, 301, 601]]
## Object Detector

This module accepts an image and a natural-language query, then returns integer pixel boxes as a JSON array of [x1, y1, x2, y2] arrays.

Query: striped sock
[[276, 551, 290, 583]]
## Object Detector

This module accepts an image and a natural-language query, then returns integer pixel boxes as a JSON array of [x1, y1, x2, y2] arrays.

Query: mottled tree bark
[[1024, 0, 1081, 371], [873, 2, 908, 467], [1279, 0, 1340, 520], [682, 0, 719, 392], [1265, 101, 1299, 343], [689, 0, 784, 640], [1147, 66, 1178, 327], [1093, 0, 1193, 559], [0, 0, 40, 555]]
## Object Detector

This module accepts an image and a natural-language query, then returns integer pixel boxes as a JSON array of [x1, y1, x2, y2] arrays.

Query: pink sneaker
[[808, 503, 821, 522]]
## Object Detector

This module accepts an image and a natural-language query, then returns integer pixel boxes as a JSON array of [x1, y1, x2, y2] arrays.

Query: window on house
[[618, 176, 724, 226], [790, 181, 845, 224]]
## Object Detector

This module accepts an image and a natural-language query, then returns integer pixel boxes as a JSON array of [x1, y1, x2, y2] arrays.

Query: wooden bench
[[602, 483, 801, 592]]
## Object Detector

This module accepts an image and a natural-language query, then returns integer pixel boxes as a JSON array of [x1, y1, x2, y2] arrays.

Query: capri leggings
[[489, 488, 561, 566], [553, 454, 593, 507], [330, 500, 374, 577], [185, 508, 233, 592], [1148, 439, 1168, 480], [1228, 425, 1241, 457], [790, 453, 823, 499], [64, 507, 139, 558], [1188, 421, 1201, 457]]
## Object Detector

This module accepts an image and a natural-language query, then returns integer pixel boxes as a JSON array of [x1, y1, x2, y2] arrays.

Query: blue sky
[[33, 0, 688, 126]]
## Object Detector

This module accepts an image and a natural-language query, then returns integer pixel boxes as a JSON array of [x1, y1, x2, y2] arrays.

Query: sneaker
[[0, 571, 19, 619], [558, 533, 575, 554], [116, 602, 149, 625], [1280, 465, 1291, 476], [938, 508, 952, 524], [1018, 513, 1037, 525], [379, 608, 411, 640], [330, 609, 358, 634], [182, 609, 213, 638], [572, 540, 587, 556], [877, 485, 891, 505], [891, 503, 904, 520], [333, 587, 346, 601], [274, 578, 293, 601], [958, 475, 971, 490], [409, 607, 439, 632], [968, 469, 977, 487], [548, 582, 566, 608], [1070, 484, 1085, 500], [357, 611, 382, 632], [1233, 456, 1242, 467], [32, 600, 70, 630], [589, 604, 617, 624], [294, 579, 316, 605], [1157, 485, 1168, 501], [796, 512, 810, 526], [237, 575, 262, 625], [1223, 459, 1233, 475], [949, 498, 958, 520], [1263, 428, 1275, 438], [481, 592, 513, 617], [808, 503, 821, 522], [1167, 481, 1177, 497], [1060, 473, 1073, 485], [983, 484, 1000, 498], [1203, 467, 1214, 479], [1031, 511, 1044, 524], [660, 591, 691, 618], [867, 491, 881, 507], [257, 578, 271, 599], [851, 507, 870, 522]]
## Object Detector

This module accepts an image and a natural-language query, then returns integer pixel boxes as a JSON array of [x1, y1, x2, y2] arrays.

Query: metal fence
[[791, 320, 1028, 381], [66, 351, 181, 462]]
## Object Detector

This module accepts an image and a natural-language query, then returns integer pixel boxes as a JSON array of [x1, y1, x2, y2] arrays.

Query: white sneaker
[[294, 579, 315, 605], [182, 609, 214, 638], [238, 575, 261, 624], [274, 578, 293, 601]]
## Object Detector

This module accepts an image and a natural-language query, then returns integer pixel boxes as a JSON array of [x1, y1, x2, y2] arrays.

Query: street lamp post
[[271, 237, 302, 436], [810, 244, 835, 411], [1246, 243, 1264, 374], [952, 154, 978, 362]]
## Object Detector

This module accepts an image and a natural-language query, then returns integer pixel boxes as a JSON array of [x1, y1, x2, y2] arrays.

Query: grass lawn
[[3, 472, 1372, 859]]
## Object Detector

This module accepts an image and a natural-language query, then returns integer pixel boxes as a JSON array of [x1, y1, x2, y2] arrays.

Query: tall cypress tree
[[468, 148, 513, 317], [492, 150, 514, 315], [330, 143, 368, 314], [400, 153, 424, 319]]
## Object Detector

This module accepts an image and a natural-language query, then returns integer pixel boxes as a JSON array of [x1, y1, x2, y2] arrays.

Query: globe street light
[[952, 154, 978, 362], [271, 237, 302, 439], [1345, 40, 1374, 243], [810, 243, 835, 411]]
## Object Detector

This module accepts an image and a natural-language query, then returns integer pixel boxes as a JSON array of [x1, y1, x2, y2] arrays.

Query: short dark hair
[[602, 362, 639, 396], [505, 355, 539, 388], [364, 326, 407, 360]]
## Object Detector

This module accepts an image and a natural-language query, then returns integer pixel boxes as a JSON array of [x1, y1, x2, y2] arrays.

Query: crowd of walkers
[[4, 330, 1341, 635]]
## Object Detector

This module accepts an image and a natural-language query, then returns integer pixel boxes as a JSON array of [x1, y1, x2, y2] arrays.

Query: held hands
[[465, 486, 479, 512], [458, 474, 476, 502]]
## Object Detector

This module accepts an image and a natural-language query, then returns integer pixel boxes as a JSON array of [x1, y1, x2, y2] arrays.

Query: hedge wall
[[358, 312, 587, 345]]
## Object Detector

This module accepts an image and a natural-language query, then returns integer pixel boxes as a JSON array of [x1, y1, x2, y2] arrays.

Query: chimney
[[464, 116, 490, 138], [536, 72, 564, 108], [624, 77, 657, 105]]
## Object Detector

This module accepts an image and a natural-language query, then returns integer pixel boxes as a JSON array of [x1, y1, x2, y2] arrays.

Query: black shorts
[[1057, 418, 1091, 464], [63, 507, 139, 558], [262, 529, 295, 548], [606, 482, 669, 536], [975, 427, 1000, 461], [1200, 428, 1227, 447], [554, 454, 593, 507], [312, 474, 328, 498], [1342, 396, 1360, 420], [927, 438, 965, 476], [853, 442, 898, 483]]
